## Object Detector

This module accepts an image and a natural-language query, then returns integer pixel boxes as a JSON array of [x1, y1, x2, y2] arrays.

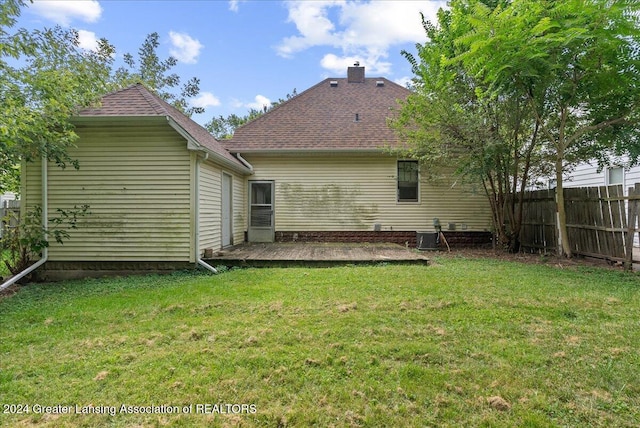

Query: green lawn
[[0, 257, 639, 427]]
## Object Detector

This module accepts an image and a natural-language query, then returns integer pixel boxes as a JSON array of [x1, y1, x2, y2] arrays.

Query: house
[[223, 65, 492, 246], [20, 65, 493, 279], [21, 84, 252, 278], [533, 154, 640, 191], [553, 158, 640, 249], [562, 160, 640, 192], [0, 192, 17, 205]]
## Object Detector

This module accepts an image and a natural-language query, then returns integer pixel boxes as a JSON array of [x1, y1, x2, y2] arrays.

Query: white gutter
[[227, 148, 386, 155], [165, 117, 251, 175], [1, 155, 48, 291], [194, 153, 218, 274], [235, 153, 253, 172]]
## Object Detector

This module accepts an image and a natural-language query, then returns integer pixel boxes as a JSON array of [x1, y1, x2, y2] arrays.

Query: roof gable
[[224, 73, 411, 152], [77, 84, 249, 171], [77, 84, 168, 116]]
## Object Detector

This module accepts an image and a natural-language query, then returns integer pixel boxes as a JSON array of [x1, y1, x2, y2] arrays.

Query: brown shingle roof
[[77, 84, 248, 170], [224, 76, 410, 152]]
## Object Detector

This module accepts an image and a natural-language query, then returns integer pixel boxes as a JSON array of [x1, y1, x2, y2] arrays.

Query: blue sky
[[17, 0, 447, 126]]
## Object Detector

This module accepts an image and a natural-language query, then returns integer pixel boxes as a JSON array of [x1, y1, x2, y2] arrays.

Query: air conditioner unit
[[416, 231, 440, 250]]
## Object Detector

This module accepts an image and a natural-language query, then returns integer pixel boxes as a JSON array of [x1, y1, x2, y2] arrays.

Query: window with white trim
[[607, 167, 624, 186], [397, 160, 419, 202]]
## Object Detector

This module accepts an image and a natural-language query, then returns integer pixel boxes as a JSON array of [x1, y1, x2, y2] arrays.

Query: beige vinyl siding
[[232, 173, 245, 244], [22, 158, 42, 211], [25, 122, 193, 262], [198, 160, 222, 252], [243, 154, 492, 232], [20, 158, 44, 261], [198, 160, 247, 252]]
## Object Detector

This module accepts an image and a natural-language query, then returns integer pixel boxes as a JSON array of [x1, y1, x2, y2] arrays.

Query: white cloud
[[168, 31, 203, 64], [320, 53, 391, 75], [277, 0, 342, 58], [228, 0, 247, 12], [394, 76, 414, 89], [191, 92, 221, 109], [77, 30, 99, 51], [339, 1, 434, 50], [229, 95, 272, 112], [320, 54, 360, 74], [246, 95, 272, 111], [29, 0, 102, 26], [230, 98, 245, 109], [277, 0, 445, 75]]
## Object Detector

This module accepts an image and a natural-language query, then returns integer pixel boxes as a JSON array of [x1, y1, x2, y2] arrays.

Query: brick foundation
[[275, 231, 493, 248], [276, 231, 416, 246], [40, 261, 194, 281], [441, 231, 493, 248]]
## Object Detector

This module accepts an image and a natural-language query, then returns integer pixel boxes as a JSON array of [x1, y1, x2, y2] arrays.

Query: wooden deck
[[204, 242, 429, 267]]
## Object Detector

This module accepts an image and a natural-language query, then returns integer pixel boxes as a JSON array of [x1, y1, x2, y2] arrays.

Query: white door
[[248, 181, 275, 242], [222, 173, 233, 247]]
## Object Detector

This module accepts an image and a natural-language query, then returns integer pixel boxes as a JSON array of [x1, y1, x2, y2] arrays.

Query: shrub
[[1, 204, 89, 278]]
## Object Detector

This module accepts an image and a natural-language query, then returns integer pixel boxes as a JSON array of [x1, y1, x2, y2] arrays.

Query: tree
[[1, 5, 205, 193], [1, 0, 114, 193], [2, 3, 212, 280], [457, 0, 640, 256], [111, 32, 203, 117], [206, 110, 263, 140], [390, 2, 543, 252], [206, 89, 298, 139], [1, 1, 114, 279]]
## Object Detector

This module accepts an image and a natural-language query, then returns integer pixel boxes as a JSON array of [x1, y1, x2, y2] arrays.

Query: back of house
[[20, 84, 251, 279], [224, 65, 493, 247], [20, 66, 493, 280]]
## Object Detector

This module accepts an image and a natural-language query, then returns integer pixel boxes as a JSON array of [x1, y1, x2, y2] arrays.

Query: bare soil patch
[[432, 247, 627, 271]]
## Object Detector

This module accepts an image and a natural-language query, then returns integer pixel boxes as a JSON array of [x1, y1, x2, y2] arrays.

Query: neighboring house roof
[[224, 66, 411, 153], [77, 84, 250, 172]]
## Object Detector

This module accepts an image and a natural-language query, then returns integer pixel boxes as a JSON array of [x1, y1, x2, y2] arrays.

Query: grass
[[0, 250, 9, 278], [0, 257, 639, 427]]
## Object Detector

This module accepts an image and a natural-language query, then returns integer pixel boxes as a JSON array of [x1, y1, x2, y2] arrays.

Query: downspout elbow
[[1, 156, 48, 291], [0, 257, 47, 291], [197, 259, 218, 274], [235, 153, 254, 173]]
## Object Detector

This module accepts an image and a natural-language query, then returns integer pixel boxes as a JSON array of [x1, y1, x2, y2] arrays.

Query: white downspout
[[1, 156, 48, 291], [194, 152, 218, 274], [235, 153, 253, 172], [197, 257, 219, 274]]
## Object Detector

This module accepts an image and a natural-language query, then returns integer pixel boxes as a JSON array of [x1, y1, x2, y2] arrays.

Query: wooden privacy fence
[[1, 199, 20, 239], [516, 184, 640, 266], [517, 189, 557, 252]]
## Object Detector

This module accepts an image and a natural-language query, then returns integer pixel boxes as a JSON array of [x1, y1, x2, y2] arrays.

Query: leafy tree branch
[[1, 204, 90, 278]]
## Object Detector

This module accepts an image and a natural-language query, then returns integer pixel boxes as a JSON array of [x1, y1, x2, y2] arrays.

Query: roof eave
[[71, 115, 167, 124], [166, 117, 253, 175], [225, 148, 392, 155]]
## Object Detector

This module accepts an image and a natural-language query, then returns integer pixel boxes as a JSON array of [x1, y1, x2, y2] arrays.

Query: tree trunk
[[555, 157, 572, 257]]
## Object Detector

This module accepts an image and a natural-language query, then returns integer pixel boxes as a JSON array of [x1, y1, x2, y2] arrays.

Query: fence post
[[1, 199, 20, 240], [625, 183, 639, 271]]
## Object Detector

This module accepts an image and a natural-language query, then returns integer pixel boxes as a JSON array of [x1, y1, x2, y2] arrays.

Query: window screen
[[607, 167, 623, 185], [398, 161, 419, 202], [249, 182, 273, 227]]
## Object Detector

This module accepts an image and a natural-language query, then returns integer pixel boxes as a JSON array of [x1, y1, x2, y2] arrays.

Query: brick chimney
[[347, 62, 365, 83]]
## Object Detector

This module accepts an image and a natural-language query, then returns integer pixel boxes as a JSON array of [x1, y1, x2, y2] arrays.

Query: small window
[[607, 167, 624, 186], [397, 160, 419, 202]]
